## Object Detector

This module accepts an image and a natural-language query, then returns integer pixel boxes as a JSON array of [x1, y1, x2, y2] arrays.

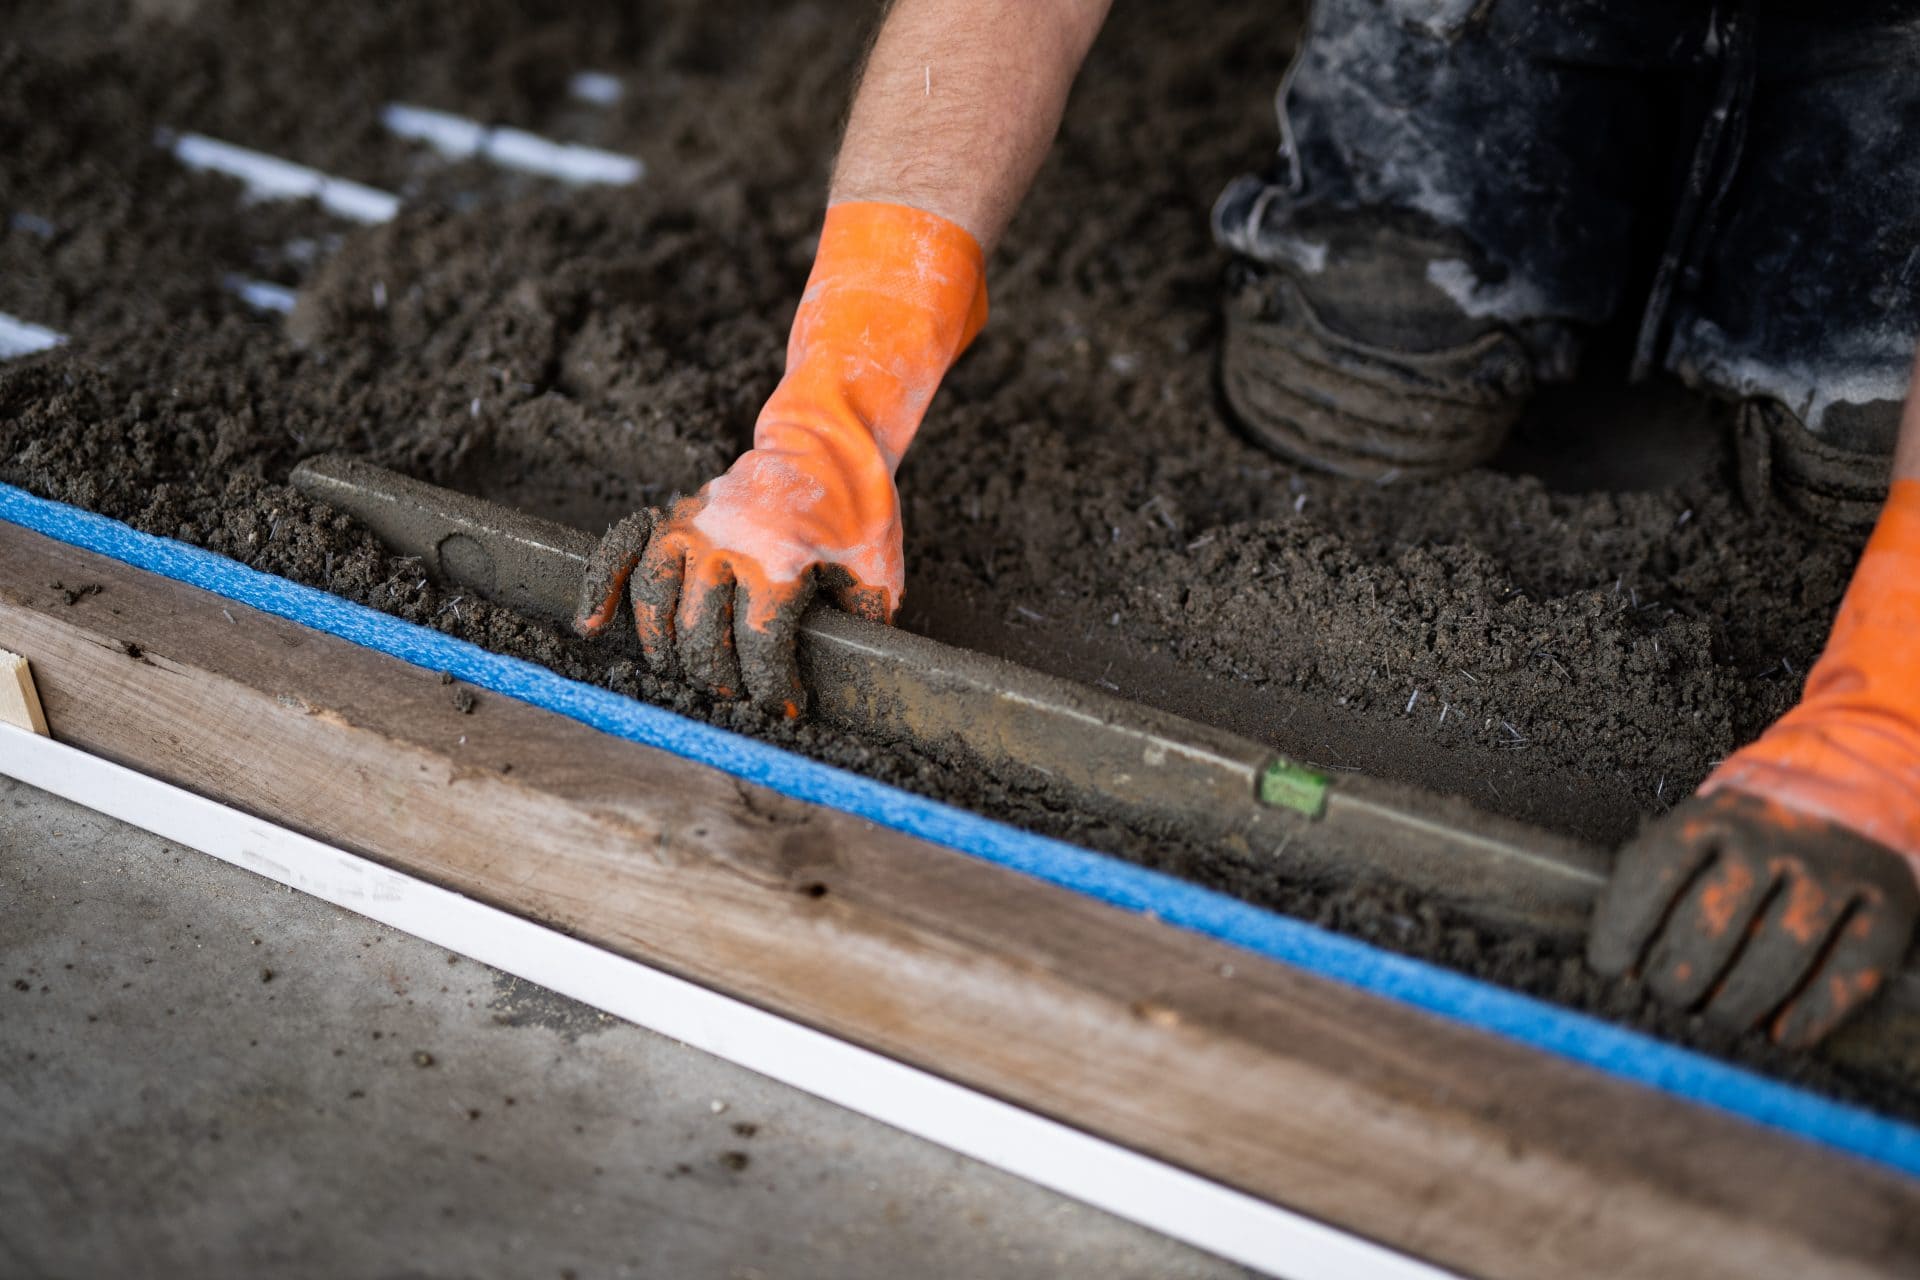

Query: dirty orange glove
[[575, 201, 987, 714], [1591, 481, 1920, 1045]]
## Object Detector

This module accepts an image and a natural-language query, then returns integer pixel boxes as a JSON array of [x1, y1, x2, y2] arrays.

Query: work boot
[[1219, 254, 1534, 480], [1212, 0, 1702, 480], [1733, 398, 1896, 537]]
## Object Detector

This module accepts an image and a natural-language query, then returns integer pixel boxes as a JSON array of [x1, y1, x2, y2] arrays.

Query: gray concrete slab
[[0, 776, 1248, 1279]]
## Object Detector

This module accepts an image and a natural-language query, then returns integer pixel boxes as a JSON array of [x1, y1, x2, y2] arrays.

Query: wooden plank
[[0, 519, 1915, 1280], [0, 649, 48, 735]]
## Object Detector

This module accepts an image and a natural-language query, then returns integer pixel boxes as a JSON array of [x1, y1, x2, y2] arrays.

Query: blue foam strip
[[6, 477, 1918, 1178]]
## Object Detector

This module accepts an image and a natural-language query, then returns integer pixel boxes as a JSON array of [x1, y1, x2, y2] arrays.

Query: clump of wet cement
[[0, 0, 1906, 1113]]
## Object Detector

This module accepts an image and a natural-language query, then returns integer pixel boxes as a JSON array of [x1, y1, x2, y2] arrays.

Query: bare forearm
[[831, 0, 1112, 253]]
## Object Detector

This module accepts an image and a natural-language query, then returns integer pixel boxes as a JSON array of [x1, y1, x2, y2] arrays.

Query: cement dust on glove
[[1591, 480, 1920, 1046], [575, 200, 988, 717]]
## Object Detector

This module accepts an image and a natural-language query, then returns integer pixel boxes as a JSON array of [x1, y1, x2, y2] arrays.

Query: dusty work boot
[[1218, 244, 1534, 480], [1733, 398, 1896, 537], [1214, 0, 1713, 478]]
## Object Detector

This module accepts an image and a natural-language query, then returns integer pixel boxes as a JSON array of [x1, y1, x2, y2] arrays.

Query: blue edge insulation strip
[[7, 477, 1918, 1180]]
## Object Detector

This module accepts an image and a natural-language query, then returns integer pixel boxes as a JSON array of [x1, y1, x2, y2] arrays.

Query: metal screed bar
[[291, 453, 1613, 937]]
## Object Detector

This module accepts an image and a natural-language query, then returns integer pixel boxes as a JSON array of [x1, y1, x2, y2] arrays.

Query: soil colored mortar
[[1, 0, 1906, 1112]]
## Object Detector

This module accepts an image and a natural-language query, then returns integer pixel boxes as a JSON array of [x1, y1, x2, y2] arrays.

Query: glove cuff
[[1703, 479, 1920, 862], [759, 200, 989, 471]]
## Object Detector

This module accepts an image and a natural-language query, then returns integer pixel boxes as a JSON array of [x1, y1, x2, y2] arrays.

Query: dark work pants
[[1213, 0, 1920, 452]]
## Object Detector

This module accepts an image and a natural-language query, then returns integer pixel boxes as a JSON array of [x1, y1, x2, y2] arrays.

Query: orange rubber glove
[[574, 201, 988, 715], [1591, 481, 1920, 1045]]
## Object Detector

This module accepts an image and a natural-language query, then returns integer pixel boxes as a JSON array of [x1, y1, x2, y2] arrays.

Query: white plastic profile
[[161, 130, 402, 224], [0, 313, 66, 360], [381, 103, 643, 186], [221, 275, 298, 315], [567, 71, 625, 106]]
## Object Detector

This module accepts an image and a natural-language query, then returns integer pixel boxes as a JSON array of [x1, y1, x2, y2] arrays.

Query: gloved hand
[[574, 201, 988, 715], [1590, 480, 1920, 1046]]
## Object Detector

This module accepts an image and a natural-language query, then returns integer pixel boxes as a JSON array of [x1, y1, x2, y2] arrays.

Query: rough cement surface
[[0, 777, 1245, 1280], [0, 0, 1899, 1104]]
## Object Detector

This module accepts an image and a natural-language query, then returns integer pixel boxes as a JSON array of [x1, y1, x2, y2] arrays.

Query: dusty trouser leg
[[1663, 6, 1920, 535], [1213, 0, 1700, 478]]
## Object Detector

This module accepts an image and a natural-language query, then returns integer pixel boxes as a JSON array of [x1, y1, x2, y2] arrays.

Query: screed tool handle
[[290, 456, 1286, 809]]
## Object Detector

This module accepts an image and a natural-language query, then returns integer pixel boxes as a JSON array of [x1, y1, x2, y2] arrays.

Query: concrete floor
[[0, 776, 1247, 1279]]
